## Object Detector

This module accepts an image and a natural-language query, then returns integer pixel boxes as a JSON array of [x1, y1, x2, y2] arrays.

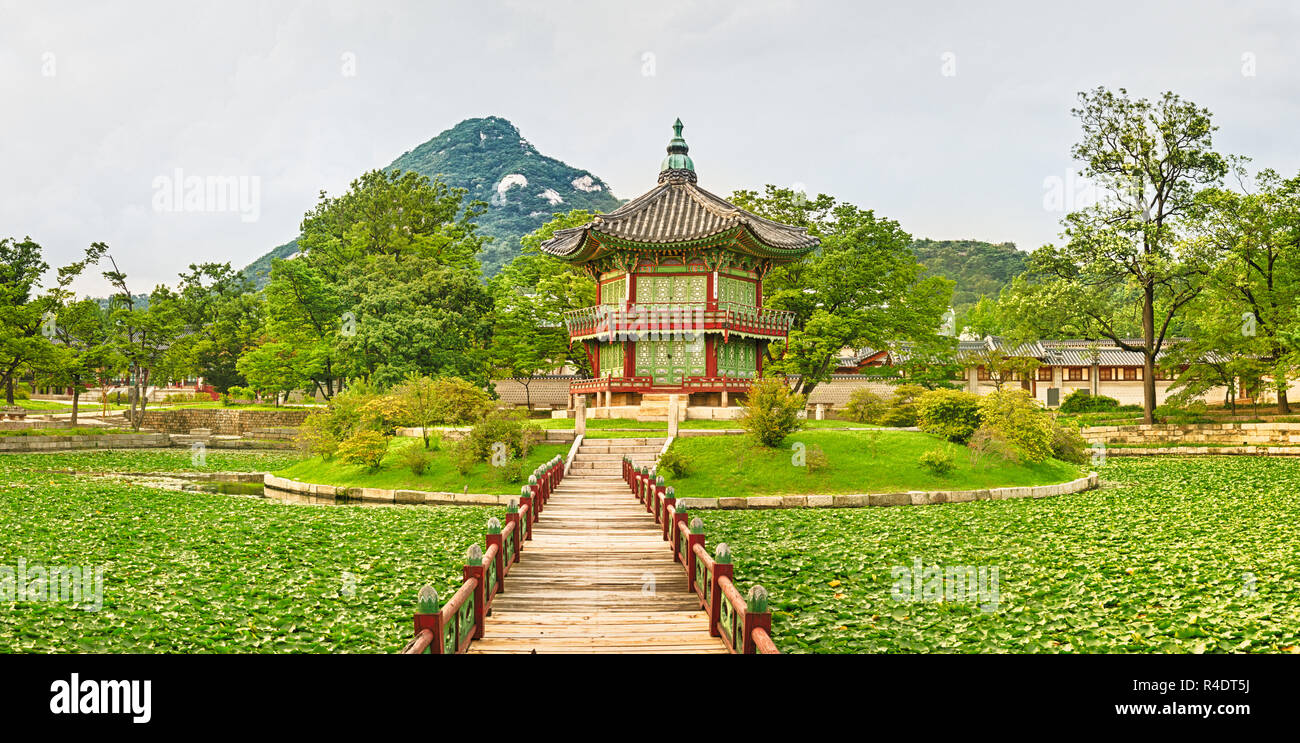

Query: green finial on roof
[[659, 118, 696, 181]]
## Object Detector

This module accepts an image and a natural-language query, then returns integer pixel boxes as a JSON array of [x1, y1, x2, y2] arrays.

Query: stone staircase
[[636, 394, 687, 422], [567, 437, 666, 477]]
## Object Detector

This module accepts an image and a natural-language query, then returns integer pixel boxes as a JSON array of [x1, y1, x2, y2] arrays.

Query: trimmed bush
[[1058, 390, 1120, 413], [1050, 423, 1089, 465], [657, 445, 691, 478], [880, 384, 924, 427], [918, 448, 956, 476], [843, 389, 888, 424], [398, 442, 435, 475], [977, 389, 1055, 463], [464, 409, 544, 463], [916, 389, 982, 443], [739, 376, 806, 447], [336, 430, 390, 471]]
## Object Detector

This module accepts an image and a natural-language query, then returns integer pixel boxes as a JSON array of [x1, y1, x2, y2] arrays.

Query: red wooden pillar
[[708, 562, 732, 637], [518, 489, 534, 541], [505, 510, 522, 562], [662, 492, 676, 541], [685, 531, 705, 593], [463, 560, 485, 640], [485, 532, 505, 590], [743, 608, 772, 655], [653, 481, 666, 523], [673, 510, 690, 563], [413, 610, 444, 654]]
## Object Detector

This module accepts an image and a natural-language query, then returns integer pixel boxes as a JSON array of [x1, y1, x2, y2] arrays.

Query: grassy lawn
[[0, 448, 303, 474], [0, 465, 495, 652], [536, 416, 865, 430], [703, 456, 1300, 653], [275, 437, 569, 494], [150, 401, 320, 412], [0, 427, 137, 437], [664, 430, 1081, 498]]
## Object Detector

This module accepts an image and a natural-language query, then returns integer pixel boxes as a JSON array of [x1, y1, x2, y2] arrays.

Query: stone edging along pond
[[265, 472, 1099, 509], [673, 472, 1100, 510], [262, 475, 517, 505]]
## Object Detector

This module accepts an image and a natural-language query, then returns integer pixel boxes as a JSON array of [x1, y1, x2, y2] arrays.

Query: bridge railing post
[[486, 517, 505, 591], [464, 545, 486, 640], [685, 516, 705, 594], [662, 487, 675, 540], [742, 585, 772, 655]]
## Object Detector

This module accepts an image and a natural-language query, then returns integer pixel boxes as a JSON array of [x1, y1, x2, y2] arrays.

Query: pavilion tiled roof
[[540, 120, 819, 262]]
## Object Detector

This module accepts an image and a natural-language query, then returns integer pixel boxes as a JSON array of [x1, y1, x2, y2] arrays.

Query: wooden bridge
[[400, 438, 778, 655]]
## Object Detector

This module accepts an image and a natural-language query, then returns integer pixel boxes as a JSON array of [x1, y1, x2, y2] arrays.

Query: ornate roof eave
[[549, 224, 814, 265]]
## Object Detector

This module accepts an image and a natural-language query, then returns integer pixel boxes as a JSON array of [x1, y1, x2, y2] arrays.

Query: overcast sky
[[2, 0, 1298, 296]]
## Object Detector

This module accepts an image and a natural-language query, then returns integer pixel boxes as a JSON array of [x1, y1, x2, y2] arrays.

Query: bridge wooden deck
[[469, 441, 726, 654]]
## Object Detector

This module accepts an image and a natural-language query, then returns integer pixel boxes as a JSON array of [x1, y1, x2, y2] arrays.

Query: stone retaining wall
[[0, 433, 170, 452], [139, 408, 311, 435], [674, 472, 1099, 510], [263, 475, 513, 505], [1082, 422, 1300, 446], [1108, 446, 1300, 456]]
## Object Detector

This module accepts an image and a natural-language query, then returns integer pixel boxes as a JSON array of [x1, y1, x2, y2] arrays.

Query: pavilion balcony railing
[[568, 375, 758, 394], [562, 302, 795, 341]]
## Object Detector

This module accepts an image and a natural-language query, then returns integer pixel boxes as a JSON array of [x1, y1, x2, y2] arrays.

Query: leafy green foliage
[[707, 457, 1300, 653], [729, 186, 953, 398], [463, 409, 544, 462], [880, 384, 924, 427], [656, 445, 692, 478], [910, 239, 1027, 314], [842, 388, 887, 424], [917, 448, 956, 475], [336, 430, 390, 470], [739, 376, 806, 447], [1058, 390, 1121, 413], [916, 389, 982, 443], [977, 390, 1056, 462], [0, 456, 493, 652]]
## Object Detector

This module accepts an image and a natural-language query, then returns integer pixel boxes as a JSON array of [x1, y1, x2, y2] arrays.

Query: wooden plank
[[472, 449, 726, 654]]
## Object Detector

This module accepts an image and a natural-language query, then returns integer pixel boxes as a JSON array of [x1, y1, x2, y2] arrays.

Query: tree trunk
[[71, 385, 80, 426], [1278, 386, 1290, 415], [4, 376, 13, 406], [1141, 283, 1157, 424]]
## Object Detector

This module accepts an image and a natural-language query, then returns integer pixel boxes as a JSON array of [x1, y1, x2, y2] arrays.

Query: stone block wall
[[138, 408, 310, 435], [1081, 422, 1300, 446]]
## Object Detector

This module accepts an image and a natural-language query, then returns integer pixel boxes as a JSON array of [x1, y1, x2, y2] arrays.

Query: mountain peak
[[241, 116, 622, 284]]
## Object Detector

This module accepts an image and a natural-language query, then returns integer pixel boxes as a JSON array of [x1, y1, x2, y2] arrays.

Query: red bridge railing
[[622, 456, 781, 654], [399, 455, 565, 654]]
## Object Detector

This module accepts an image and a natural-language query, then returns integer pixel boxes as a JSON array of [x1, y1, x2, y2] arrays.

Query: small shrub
[[451, 439, 476, 475], [739, 376, 806, 447], [880, 384, 924, 427], [398, 442, 435, 475], [657, 446, 691, 478], [296, 410, 340, 459], [978, 390, 1055, 462], [804, 443, 828, 475], [967, 425, 1019, 467], [1058, 390, 1120, 414], [843, 389, 887, 424], [337, 430, 390, 470], [916, 389, 982, 443], [465, 409, 544, 463], [918, 448, 956, 476], [1050, 423, 1089, 465], [490, 455, 523, 484]]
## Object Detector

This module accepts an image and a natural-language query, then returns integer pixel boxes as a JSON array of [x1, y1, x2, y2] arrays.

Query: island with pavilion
[[542, 119, 819, 420]]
